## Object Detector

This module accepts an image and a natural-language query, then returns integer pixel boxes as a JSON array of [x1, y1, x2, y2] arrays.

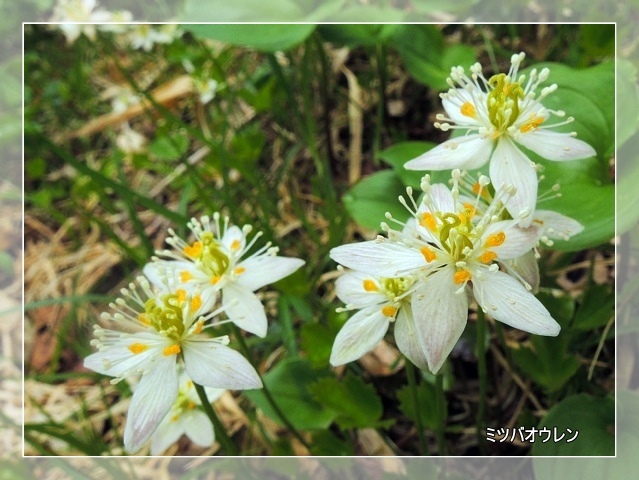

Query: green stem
[[476, 307, 487, 454], [405, 360, 427, 454], [193, 382, 238, 456], [231, 325, 312, 451], [435, 371, 447, 456]]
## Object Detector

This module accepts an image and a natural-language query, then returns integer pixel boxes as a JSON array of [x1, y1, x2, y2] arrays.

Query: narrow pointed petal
[[222, 283, 268, 337], [472, 268, 560, 336], [394, 306, 430, 372], [334, 271, 387, 308], [150, 415, 185, 455], [124, 355, 179, 453], [183, 340, 262, 390], [329, 306, 390, 366], [183, 410, 214, 447], [490, 138, 538, 227], [533, 210, 584, 240], [236, 256, 304, 292], [404, 134, 493, 171], [411, 268, 469, 374], [330, 240, 426, 278], [516, 130, 596, 161]]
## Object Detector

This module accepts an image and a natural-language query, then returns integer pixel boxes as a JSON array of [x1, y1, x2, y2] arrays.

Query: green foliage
[[185, 24, 316, 52]]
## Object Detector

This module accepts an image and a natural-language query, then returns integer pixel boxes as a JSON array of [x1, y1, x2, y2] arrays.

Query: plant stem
[[230, 325, 312, 451], [435, 371, 447, 456], [405, 360, 427, 454], [193, 382, 238, 456], [476, 307, 487, 454]]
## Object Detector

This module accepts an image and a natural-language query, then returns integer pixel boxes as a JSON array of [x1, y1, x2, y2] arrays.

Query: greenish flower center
[[438, 213, 475, 262], [487, 73, 524, 133], [143, 293, 185, 340], [188, 231, 231, 278], [380, 277, 413, 299]]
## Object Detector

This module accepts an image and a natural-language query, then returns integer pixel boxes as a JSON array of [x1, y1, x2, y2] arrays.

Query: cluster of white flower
[[84, 214, 304, 453], [329, 52, 592, 374]]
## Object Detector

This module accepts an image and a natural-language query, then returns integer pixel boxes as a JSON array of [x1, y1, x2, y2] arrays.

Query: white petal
[[490, 138, 538, 227], [442, 89, 486, 126], [183, 339, 262, 390], [236, 256, 305, 291], [329, 306, 390, 366], [516, 130, 596, 161], [143, 260, 209, 288], [222, 282, 268, 337], [124, 355, 179, 453], [482, 220, 540, 260], [84, 332, 165, 378], [183, 410, 214, 448], [330, 240, 426, 278], [411, 268, 469, 374], [221, 225, 246, 252], [404, 134, 493, 171], [334, 271, 387, 308], [533, 210, 584, 240], [394, 306, 430, 371], [472, 268, 560, 336], [504, 250, 540, 292], [150, 414, 185, 455], [420, 183, 456, 214]]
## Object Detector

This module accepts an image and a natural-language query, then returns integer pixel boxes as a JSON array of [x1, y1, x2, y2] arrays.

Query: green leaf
[[148, 134, 189, 161], [317, 24, 399, 47], [616, 60, 639, 149], [185, 24, 315, 52], [309, 430, 355, 456], [326, 6, 407, 22], [342, 170, 409, 231], [308, 373, 389, 429], [378, 141, 453, 187], [397, 382, 439, 430], [244, 358, 335, 430], [532, 394, 614, 458], [572, 283, 614, 331]]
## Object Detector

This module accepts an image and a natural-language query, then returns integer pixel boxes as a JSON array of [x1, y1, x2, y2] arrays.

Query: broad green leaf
[[573, 283, 614, 331], [308, 373, 389, 429], [532, 394, 614, 458], [378, 141, 452, 187], [318, 24, 399, 47], [180, 0, 345, 22], [309, 430, 355, 456], [397, 382, 439, 430], [616, 60, 639, 149], [185, 24, 315, 52], [244, 358, 335, 430], [148, 134, 189, 161], [342, 170, 409, 231], [300, 322, 339, 369]]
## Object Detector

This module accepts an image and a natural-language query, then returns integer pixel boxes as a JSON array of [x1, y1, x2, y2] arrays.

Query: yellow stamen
[[163, 344, 181, 356], [420, 212, 437, 231], [183, 241, 202, 258], [137, 313, 150, 325], [176, 289, 187, 303], [453, 270, 472, 285], [420, 247, 437, 263], [230, 239, 242, 251], [486, 231, 506, 247], [234, 266, 246, 275], [191, 295, 202, 312], [128, 343, 148, 355], [210, 276, 220, 284], [458, 212, 468, 225], [381, 305, 398, 317], [480, 251, 498, 263], [180, 270, 193, 282], [363, 280, 378, 292], [520, 115, 545, 133], [460, 101, 476, 118], [463, 203, 476, 218], [187, 401, 196, 410], [194, 320, 204, 335]]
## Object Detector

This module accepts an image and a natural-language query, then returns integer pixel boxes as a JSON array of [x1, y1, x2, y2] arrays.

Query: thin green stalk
[[435, 372, 447, 456], [231, 325, 311, 451], [193, 382, 238, 456], [405, 360, 427, 454], [476, 307, 487, 454]]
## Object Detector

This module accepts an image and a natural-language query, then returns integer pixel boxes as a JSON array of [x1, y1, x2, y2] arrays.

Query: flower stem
[[230, 325, 312, 452], [435, 371, 447, 455], [476, 307, 488, 454], [193, 382, 238, 456], [405, 360, 427, 454]]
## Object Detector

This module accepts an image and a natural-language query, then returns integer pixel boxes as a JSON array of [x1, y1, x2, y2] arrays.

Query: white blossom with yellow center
[[83, 276, 261, 454], [143, 213, 305, 337], [330, 171, 561, 374], [404, 52, 596, 227]]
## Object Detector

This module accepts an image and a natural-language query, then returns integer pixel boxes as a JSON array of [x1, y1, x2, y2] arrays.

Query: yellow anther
[[486, 231, 506, 247], [234, 266, 246, 275], [460, 101, 476, 117], [128, 343, 148, 355], [363, 280, 378, 292], [183, 241, 202, 258], [453, 270, 472, 285], [176, 289, 187, 303], [463, 203, 476, 218], [480, 251, 498, 263], [191, 295, 202, 312], [520, 115, 545, 133], [137, 313, 150, 325], [230, 239, 242, 251], [420, 247, 437, 263], [210, 276, 221, 285], [420, 212, 437, 231], [194, 320, 204, 335], [458, 212, 468, 224], [163, 344, 181, 356], [381, 305, 398, 317], [180, 270, 193, 282]]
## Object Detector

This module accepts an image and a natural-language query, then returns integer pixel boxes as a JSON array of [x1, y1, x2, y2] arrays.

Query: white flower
[[150, 368, 224, 455], [83, 276, 261, 453], [330, 171, 560, 374], [50, 0, 131, 43], [115, 122, 147, 155], [192, 78, 218, 105], [404, 52, 596, 227], [127, 24, 181, 51], [144, 214, 305, 337]]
